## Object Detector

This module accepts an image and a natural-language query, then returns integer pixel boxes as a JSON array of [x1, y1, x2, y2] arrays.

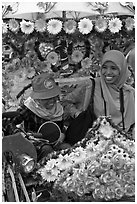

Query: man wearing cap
[[6, 73, 71, 160]]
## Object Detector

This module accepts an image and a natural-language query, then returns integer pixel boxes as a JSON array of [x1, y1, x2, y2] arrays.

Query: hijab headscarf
[[94, 50, 135, 131]]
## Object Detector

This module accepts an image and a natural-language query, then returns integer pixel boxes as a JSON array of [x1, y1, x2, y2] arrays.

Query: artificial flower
[[92, 185, 106, 200], [125, 17, 135, 31], [40, 60, 52, 73], [39, 43, 54, 58], [56, 154, 73, 170], [35, 116, 135, 202], [8, 19, 19, 32], [112, 154, 125, 170], [114, 185, 124, 200], [71, 50, 84, 63], [46, 51, 59, 64], [78, 18, 93, 34], [2, 21, 8, 34], [81, 57, 92, 69], [47, 19, 62, 35], [64, 20, 77, 34], [20, 20, 34, 34], [99, 158, 111, 172], [35, 18, 47, 32], [99, 123, 114, 139], [108, 18, 122, 33], [105, 186, 115, 201], [124, 184, 135, 197], [95, 18, 108, 32]]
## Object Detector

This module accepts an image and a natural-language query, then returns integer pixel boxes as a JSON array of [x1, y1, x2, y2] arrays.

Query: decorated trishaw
[[2, 2, 135, 202]]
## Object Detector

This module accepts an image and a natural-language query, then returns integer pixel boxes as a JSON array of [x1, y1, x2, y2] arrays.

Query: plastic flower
[[99, 158, 111, 172], [20, 20, 34, 34], [108, 18, 122, 33], [124, 184, 135, 197], [105, 186, 115, 200], [39, 43, 54, 58], [46, 51, 59, 64], [40, 61, 52, 73], [115, 184, 124, 200], [38, 167, 57, 182], [71, 50, 84, 63], [35, 18, 47, 32], [93, 185, 106, 200], [81, 57, 92, 69], [56, 154, 73, 170], [125, 17, 135, 31], [2, 21, 8, 34], [8, 19, 19, 32], [99, 124, 114, 138], [47, 19, 62, 35], [100, 169, 116, 185], [78, 18, 93, 34], [70, 147, 86, 164], [64, 20, 77, 34], [95, 18, 108, 32], [112, 154, 125, 170]]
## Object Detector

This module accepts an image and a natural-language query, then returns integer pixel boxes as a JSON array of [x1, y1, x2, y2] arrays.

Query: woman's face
[[101, 61, 120, 84], [35, 96, 58, 110]]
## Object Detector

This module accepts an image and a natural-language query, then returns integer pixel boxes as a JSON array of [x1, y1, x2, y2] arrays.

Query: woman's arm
[[63, 79, 92, 118]]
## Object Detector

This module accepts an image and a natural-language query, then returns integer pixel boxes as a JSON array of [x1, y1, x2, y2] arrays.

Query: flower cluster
[[37, 116, 135, 201], [3, 16, 135, 35]]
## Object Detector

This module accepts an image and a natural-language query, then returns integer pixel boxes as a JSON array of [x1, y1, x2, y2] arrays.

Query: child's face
[[35, 96, 58, 110], [101, 61, 120, 84]]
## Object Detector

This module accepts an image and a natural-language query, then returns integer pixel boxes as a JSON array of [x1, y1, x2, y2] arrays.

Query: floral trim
[[35, 18, 47, 32], [3, 16, 135, 36], [36, 116, 135, 202], [64, 20, 77, 34], [47, 19, 62, 35], [20, 20, 34, 34], [95, 17, 108, 32], [108, 18, 122, 33], [125, 17, 135, 31], [78, 18, 93, 34], [8, 19, 19, 33]]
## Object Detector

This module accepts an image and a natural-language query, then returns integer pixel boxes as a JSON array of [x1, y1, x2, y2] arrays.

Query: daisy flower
[[8, 19, 19, 32], [47, 19, 62, 35], [46, 51, 59, 64], [40, 61, 52, 73], [71, 50, 84, 63], [56, 154, 73, 170], [78, 18, 93, 34], [95, 18, 108, 32], [108, 18, 123, 33], [81, 57, 92, 69], [64, 20, 77, 34], [20, 20, 34, 34], [35, 18, 47, 32], [125, 17, 135, 31]]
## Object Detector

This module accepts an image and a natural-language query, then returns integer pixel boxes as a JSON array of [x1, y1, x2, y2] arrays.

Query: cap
[[30, 73, 61, 100]]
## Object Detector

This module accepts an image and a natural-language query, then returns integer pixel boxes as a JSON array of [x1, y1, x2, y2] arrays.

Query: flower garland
[[3, 16, 135, 35], [36, 116, 135, 202]]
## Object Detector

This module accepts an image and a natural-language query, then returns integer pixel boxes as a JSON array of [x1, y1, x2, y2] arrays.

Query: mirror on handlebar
[[37, 121, 61, 145]]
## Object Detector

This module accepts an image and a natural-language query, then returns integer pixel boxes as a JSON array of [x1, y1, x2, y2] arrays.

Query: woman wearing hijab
[[64, 50, 135, 144], [4, 73, 71, 160]]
